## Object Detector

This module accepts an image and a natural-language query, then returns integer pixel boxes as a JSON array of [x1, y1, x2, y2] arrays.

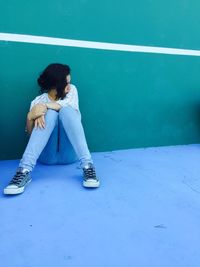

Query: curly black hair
[[37, 63, 71, 100]]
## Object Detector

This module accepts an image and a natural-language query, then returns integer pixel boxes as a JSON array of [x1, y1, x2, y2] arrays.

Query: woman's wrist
[[45, 102, 61, 111]]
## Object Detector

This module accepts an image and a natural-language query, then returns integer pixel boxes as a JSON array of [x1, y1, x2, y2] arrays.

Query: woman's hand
[[28, 103, 47, 120], [34, 115, 45, 129], [65, 84, 71, 94]]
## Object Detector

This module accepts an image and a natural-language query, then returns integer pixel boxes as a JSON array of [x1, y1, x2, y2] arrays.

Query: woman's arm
[[28, 103, 47, 120], [26, 103, 47, 135], [26, 116, 34, 135], [46, 102, 61, 111], [25, 103, 61, 135], [26, 115, 46, 135]]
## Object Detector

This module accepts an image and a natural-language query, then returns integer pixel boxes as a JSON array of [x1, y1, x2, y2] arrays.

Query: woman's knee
[[59, 106, 80, 120], [45, 109, 59, 126], [45, 109, 58, 119]]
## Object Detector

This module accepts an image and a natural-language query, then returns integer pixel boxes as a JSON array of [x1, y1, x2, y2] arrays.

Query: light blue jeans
[[19, 106, 93, 171]]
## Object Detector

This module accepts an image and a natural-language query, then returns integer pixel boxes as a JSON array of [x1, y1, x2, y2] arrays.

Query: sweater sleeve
[[29, 94, 47, 111], [57, 84, 79, 111]]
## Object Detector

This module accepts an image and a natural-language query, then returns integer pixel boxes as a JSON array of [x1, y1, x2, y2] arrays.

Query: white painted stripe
[[1, 32, 200, 56]]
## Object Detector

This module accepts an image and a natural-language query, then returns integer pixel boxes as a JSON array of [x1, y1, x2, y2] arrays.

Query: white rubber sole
[[4, 180, 32, 195], [83, 179, 100, 188]]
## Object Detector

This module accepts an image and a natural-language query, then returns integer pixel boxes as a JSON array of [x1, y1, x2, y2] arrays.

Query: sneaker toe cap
[[5, 184, 19, 189]]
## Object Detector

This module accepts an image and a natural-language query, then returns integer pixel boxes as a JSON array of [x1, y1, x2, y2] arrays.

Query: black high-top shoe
[[4, 168, 32, 195], [83, 163, 100, 188]]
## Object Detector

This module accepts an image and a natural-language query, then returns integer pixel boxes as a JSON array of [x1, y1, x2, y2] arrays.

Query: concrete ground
[[0, 144, 200, 267]]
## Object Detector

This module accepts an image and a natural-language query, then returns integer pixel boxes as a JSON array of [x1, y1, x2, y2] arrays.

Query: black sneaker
[[83, 163, 100, 188], [4, 168, 32, 195]]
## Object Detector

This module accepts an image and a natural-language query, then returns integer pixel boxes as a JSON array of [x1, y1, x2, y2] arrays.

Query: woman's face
[[66, 74, 71, 83], [65, 74, 71, 93]]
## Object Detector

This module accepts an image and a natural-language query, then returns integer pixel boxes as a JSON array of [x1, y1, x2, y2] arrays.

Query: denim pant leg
[[59, 106, 93, 168], [39, 119, 78, 165], [38, 119, 59, 165], [57, 119, 78, 164], [19, 110, 58, 171]]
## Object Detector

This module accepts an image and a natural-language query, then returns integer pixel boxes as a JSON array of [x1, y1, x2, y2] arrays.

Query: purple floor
[[1, 144, 200, 267]]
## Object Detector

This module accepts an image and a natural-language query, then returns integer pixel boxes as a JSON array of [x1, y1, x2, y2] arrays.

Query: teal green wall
[[1, 1, 200, 159]]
